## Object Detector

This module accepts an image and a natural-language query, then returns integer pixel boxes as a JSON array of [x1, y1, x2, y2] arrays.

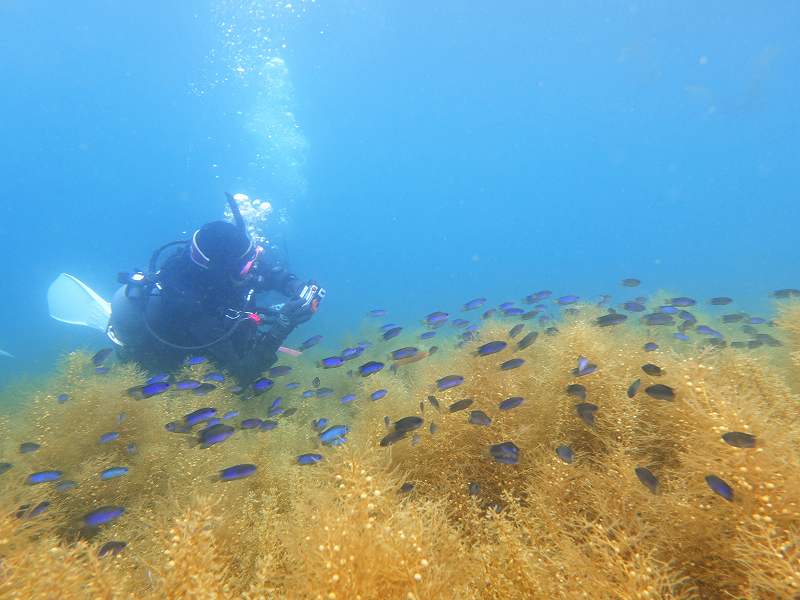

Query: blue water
[[1, 1, 798, 384]]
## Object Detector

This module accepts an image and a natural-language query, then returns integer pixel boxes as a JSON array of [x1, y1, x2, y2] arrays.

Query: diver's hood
[[189, 193, 254, 272]]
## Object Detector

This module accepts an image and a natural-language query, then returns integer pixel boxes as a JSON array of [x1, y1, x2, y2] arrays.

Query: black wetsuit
[[110, 243, 303, 383]]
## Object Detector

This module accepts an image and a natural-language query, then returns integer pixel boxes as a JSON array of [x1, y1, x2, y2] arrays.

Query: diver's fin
[[47, 273, 111, 333], [0, 349, 13, 358]]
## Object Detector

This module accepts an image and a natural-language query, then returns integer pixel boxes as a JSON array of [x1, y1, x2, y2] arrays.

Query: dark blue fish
[[498, 301, 515, 310], [621, 278, 640, 287], [253, 378, 274, 393], [489, 442, 520, 465], [359, 361, 384, 376], [382, 326, 403, 340], [394, 416, 423, 433], [705, 474, 733, 501], [84, 506, 125, 527], [502, 307, 525, 316], [146, 373, 170, 385], [26, 470, 62, 485], [419, 331, 437, 340], [230, 385, 245, 395], [19, 442, 40, 454], [500, 358, 524, 370], [596, 313, 627, 326], [516, 331, 537, 350], [673, 332, 689, 342], [312, 418, 329, 431], [643, 313, 674, 326], [749, 316, 767, 325], [286, 382, 300, 389], [468, 410, 492, 426], [482, 309, 496, 320], [98, 541, 127, 557], [100, 466, 128, 480], [448, 399, 474, 412], [297, 453, 323, 465], [723, 313, 746, 323], [219, 464, 257, 481], [565, 384, 587, 400], [300, 335, 323, 350], [240, 418, 263, 430], [142, 381, 170, 397], [185, 407, 217, 427], [643, 342, 659, 352], [572, 356, 597, 377], [0, 462, 12, 476], [92, 348, 113, 366], [670, 297, 696, 307], [641, 363, 664, 376], [462, 298, 486, 311], [697, 325, 723, 338], [520, 309, 540, 320], [659, 305, 679, 314], [436, 374, 464, 390], [57, 393, 70, 403], [165, 421, 191, 433], [555, 445, 574, 464], [644, 384, 675, 401], [390, 347, 418, 360], [193, 383, 217, 396], [557, 295, 579, 305], [313, 377, 321, 387], [380, 323, 399, 332], [99, 432, 119, 444], [260, 420, 279, 431], [451, 318, 470, 328], [176, 379, 202, 391], [576, 403, 598, 426], [126, 442, 137, 454], [95, 366, 110, 375], [55, 480, 78, 492], [320, 356, 345, 368], [627, 379, 641, 398], [499, 396, 523, 410], [199, 424, 235, 447], [223, 410, 239, 419], [380, 430, 408, 446], [710, 297, 733, 306], [508, 324, 524, 338], [316, 387, 334, 398], [635, 467, 658, 493], [302, 389, 315, 398], [184, 356, 208, 365], [340, 393, 356, 404], [368, 309, 387, 317], [400, 482, 415, 493], [319, 425, 349, 445], [721, 431, 756, 448], [424, 311, 449, 327], [622, 301, 646, 312], [340, 346, 365, 360], [203, 372, 225, 383], [476, 340, 507, 356], [370, 389, 388, 401]]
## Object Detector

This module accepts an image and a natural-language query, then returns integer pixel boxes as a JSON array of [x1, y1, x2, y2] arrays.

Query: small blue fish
[[382, 326, 403, 340], [193, 383, 217, 396], [623, 301, 646, 312], [316, 387, 334, 398], [142, 381, 170, 397], [219, 464, 257, 481], [84, 506, 125, 527], [268, 365, 292, 377], [482, 308, 496, 320], [260, 420, 279, 431], [320, 356, 345, 368], [185, 407, 217, 427], [268, 407, 285, 417], [126, 442, 137, 454], [185, 356, 208, 366], [203, 372, 225, 383], [302, 389, 315, 398], [359, 361, 384, 376], [19, 442, 40, 454], [312, 418, 329, 431], [319, 425, 349, 445], [749, 316, 767, 325], [297, 453, 323, 465], [380, 323, 399, 332], [436, 374, 464, 390], [468, 410, 492, 426], [98, 541, 127, 557], [340, 347, 364, 360], [99, 432, 119, 444], [498, 396, 523, 411], [57, 393, 70, 403], [95, 366, 110, 375], [199, 424, 235, 447], [26, 470, 63, 485], [368, 309, 387, 317], [0, 462, 12, 476], [705, 474, 733, 501], [498, 302, 515, 310], [300, 335, 323, 350], [643, 313, 675, 326], [100, 467, 128, 480], [117, 412, 127, 424], [670, 297, 696, 307], [673, 332, 690, 341], [223, 410, 239, 420], [286, 382, 300, 389], [340, 393, 356, 405], [659, 305, 679, 314], [165, 421, 191, 433], [476, 340, 507, 356], [502, 307, 525, 316], [240, 418, 263, 430], [635, 467, 659, 493], [55, 480, 78, 492], [370, 389, 388, 401], [28, 501, 50, 518], [643, 342, 659, 352], [253, 378, 274, 393], [697, 325, 723, 338], [391, 347, 418, 360], [500, 358, 525, 370], [462, 298, 486, 311], [555, 445, 574, 464], [424, 311, 449, 327], [489, 442, 520, 465], [146, 373, 170, 385], [557, 295, 579, 305], [420, 331, 437, 340]]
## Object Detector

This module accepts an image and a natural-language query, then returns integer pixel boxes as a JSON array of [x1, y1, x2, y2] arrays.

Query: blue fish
[[482, 308, 496, 320], [391, 347, 418, 360], [319, 425, 349, 445], [643, 313, 674, 326], [659, 306, 679, 314], [380, 323, 399, 332], [557, 295, 579, 305], [673, 332, 690, 341], [498, 302, 515, 310], [84, 506, 125, 527], [498, 396, 523, 410], [451, 318, 470, 328], [419, 331, 437, 340], [749, 317, 767, 325], [468, 410, 492, 426], [370, 389, 388, 401], [95, 366, 110, 375], [98, 541, 127, 557], [286, 382, 300, 389], [25, 501, 49, 518], [269, 398, 283, 410], [126, 442, 137, 454], [500, 358, 525, 370], [476, 341, 507, 356], [489, 442, 520, 465], [320, 356, 345, 368], [300, 335, 323, 350], [146, 373, 170, 385], [268, 407, 285, 417], [340, 347, 364, 360], [240, 418, 263, 430], [223, 410, 239, 420], [556, 445, 574, 464], [193, 383, 217, 396], [260, 420, 279, 431], [57, 393, 70, 403], [382, 326, 403, 340], [502, 307, 524, 316], [0, 462, 12, 476], [142, 381, 170, 397], [340, 393, 356, 405], [219, 464, 257, 481], [697, 325, 723, 338], [268, 365, 292, 377], [297, 453, 323, 465], [316, 387, 334, 398], [203, 372, 225, 383], [705, 474, 733, 501], [185, 356, 208, 366], [424, 311, 449, 327], [670, 297, 696, 307], [312, 418, 329, 431], [462, 298, 486, 311], [26, 470, 62, 485], [358, 361, 384, 377], [19, 442, 40, 454], [100, 467, 129, 480], [643, 342, 659, 352], [99, 432, 119, 444], [55, 480, 78, 492], [199, 424, 235, 447], [368, 309, 387, 317], [253, 378, 274, 393], [436, 374, 464, 390], [185, 407, 217, 427], [92, 348, 113, 366], [302, 389, 315, 398], [622, 301, 646, 312], [165, 421, 191, 433]]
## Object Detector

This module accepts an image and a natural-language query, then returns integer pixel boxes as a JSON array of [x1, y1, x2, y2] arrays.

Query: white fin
[[47, 273, 111, 333], [0, 349, 13, 358]]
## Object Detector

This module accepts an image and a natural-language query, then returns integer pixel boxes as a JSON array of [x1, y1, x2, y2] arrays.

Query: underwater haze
[[1, 2, 800, 599]]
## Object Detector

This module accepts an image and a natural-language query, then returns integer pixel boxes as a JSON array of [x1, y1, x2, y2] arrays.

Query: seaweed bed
[[1, 297, 799, 599]]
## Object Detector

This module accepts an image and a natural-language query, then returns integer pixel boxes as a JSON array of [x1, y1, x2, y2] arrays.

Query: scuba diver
[[107, 193, 324, 383]]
